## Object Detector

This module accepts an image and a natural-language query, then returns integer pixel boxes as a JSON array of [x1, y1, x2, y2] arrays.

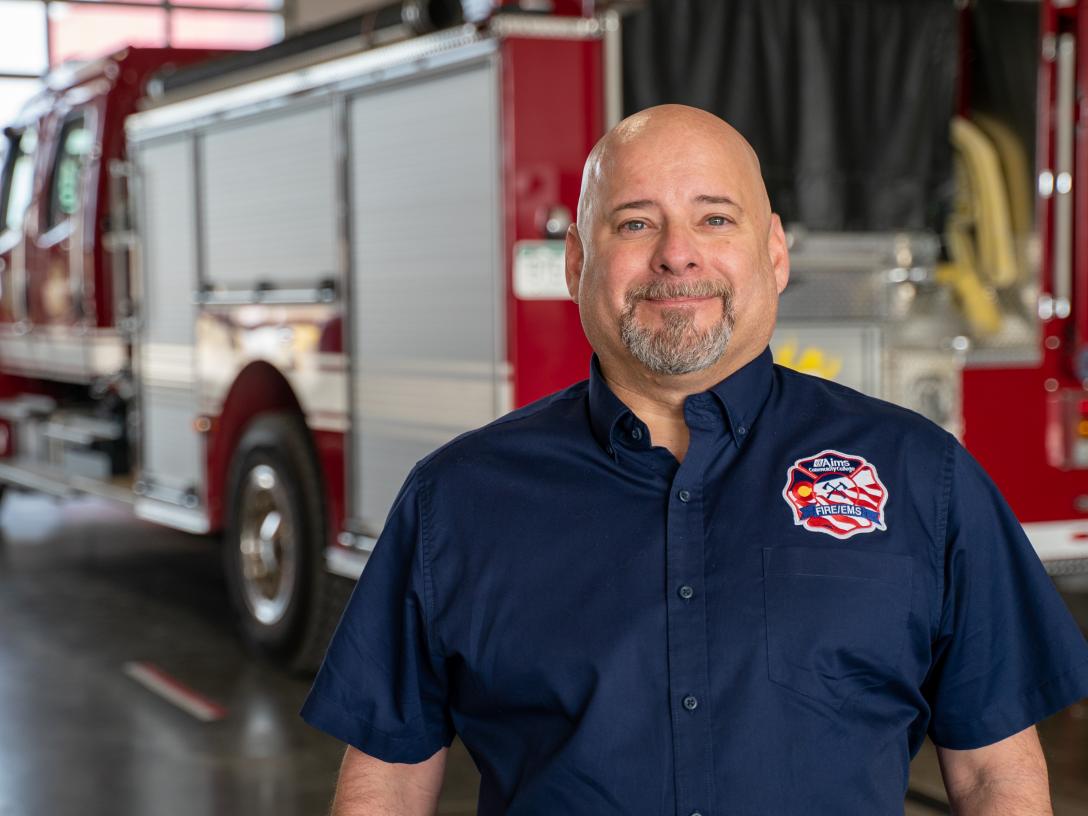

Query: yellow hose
[[935, 260, 1003, 337], [938, 115, 1034, 338], [971, 112, 1033, 253], [948, 116, 1020, 289]]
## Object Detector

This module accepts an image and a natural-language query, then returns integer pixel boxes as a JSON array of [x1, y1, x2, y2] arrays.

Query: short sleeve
[[300, 466, 454, 762], [925, 440, 1088, 749]]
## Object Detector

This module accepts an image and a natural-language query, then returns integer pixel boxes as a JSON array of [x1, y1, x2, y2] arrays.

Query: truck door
[[30, 104, 97, 330], [0, 124, 36, 327]]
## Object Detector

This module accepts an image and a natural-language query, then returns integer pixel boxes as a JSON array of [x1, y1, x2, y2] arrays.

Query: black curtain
[[623, 0, 958, 232], [970, 0, 1039, 172]]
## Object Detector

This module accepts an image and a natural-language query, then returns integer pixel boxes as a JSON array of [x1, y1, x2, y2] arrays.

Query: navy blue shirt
[[302, 348, 1088, 815]]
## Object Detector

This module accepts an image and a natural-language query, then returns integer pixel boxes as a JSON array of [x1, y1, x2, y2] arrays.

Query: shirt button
[[678, 489, 691, 502], [682, 695, 698, 711], [737, 424, 747, 436], [631, 427, 643, 440], [690, 812, 704, 816], [678, 585, 694, 600]]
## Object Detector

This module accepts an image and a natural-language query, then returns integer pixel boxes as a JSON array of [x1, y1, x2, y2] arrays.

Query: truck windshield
[[0, 127, 37, 235]]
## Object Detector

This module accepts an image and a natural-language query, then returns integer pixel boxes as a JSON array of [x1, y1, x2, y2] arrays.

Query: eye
[[706, 215, 733, 227], [619, 219, 649, 233]]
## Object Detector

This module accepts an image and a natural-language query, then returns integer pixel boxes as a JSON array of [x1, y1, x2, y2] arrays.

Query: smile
[[643, 295, 718, 307]]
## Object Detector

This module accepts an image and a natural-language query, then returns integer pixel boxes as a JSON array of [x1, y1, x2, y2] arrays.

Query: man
[[302, 105, 1088, 815]]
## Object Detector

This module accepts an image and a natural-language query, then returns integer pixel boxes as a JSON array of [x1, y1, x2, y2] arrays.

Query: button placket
[[665, 398, 720, 816]]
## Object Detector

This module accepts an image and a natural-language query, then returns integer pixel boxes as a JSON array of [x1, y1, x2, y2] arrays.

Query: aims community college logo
[[782, 450, 888, 539]]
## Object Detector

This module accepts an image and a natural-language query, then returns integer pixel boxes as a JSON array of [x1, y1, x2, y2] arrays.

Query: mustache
[[624, 279, 733, 306]]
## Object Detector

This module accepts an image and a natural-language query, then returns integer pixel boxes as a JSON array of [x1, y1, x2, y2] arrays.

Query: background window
[[47, 115, 91, 228], [180, 0, 282, 9], [48, 3, 168, 64], [171, 9, 284, 50], [0, 78, 41, 128], [0, 0, 284, 129], [0, 1, 48, 75], [0, 127, 39, 233]]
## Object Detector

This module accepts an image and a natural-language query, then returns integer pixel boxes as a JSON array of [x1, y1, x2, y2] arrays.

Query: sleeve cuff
[[300, 690, 453, 764], [929, 660, 1088, 750]]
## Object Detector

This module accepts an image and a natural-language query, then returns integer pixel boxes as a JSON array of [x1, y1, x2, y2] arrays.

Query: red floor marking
[[122, 661, 228, 722]]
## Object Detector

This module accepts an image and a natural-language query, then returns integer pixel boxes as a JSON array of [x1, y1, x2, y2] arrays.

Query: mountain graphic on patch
[[782, 450, 888, 539]]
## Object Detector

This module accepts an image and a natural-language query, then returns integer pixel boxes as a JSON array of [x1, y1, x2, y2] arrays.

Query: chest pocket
[[762, 547, 913, 709]]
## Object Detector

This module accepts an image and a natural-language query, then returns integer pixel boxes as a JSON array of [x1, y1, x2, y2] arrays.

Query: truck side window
[[0, 127, 38, 235], [45, 115, 91, 230]]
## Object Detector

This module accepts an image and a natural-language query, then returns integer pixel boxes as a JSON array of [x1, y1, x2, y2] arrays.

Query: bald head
[[576, 104, 771, 242]]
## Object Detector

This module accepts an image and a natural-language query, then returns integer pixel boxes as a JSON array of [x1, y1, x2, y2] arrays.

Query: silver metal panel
[[602, 9, 623, 129], [133, 498, 210, 534], [202, 102, 338, 289], [771, 323, 884, 397], [142, 386, 202, 493], [487, 14, 604, 39], [349, 59, 502, 531], [779, 230, 941, 321], [135, 135, 202, 493], [1052, 33, 1075, 317], [326, 546, 371, 580], [0, 328, 126, 382], [125, 26, 491, 140], [138, 137, 196, 346], [786, 230, 941, 272]]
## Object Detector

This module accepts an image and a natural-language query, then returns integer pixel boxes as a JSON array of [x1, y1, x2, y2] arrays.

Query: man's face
[[566, 117, 788, 384]]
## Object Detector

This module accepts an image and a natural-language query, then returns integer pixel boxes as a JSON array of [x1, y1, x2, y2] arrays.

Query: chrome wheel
[[238, 463, 297, 626], [226, 412, 334, 671]]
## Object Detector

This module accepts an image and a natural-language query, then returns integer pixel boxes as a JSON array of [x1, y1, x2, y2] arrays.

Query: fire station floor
[[0, 492, 1084, 816]]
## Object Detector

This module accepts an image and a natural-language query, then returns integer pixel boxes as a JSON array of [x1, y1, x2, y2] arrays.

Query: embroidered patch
[[782, 450, 888, 539]]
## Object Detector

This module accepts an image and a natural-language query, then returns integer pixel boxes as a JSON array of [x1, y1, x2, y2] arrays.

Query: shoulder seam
[[486, 385, 586, 430], [774, 364, 939, 426], [932, 433, 957, 633], [415, 467, 444, 660]]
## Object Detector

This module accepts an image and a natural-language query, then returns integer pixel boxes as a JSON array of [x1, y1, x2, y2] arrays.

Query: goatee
[[619, 279, 735, 375]]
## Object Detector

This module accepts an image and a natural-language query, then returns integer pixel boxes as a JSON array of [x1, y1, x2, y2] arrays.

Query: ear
[[565, 223, 585, 303], [767, 213, 790, 294]]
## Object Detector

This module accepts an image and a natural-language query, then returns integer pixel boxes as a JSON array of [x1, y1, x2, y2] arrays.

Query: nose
[[649, 222, 701, 276]]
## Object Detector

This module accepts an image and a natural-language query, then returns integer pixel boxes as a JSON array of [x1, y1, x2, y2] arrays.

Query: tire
[[223, 412, 345, 674]]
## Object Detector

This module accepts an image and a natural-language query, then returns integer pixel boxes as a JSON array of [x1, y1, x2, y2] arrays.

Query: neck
[[600, 351, 753, 463]]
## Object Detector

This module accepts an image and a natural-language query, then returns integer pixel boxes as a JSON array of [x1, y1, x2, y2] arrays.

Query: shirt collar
[[707, 345, 774, 447], [587, 347, 775, 456]]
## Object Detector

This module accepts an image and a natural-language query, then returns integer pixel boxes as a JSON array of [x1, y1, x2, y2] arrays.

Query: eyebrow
[[611, 199, 656, 215], [695, 194, 741, 208], [610, 195, 742, 216]]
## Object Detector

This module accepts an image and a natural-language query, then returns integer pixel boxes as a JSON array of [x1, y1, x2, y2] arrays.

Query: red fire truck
[[0, 1, 611, 670], [0, 0, 1083, 671]]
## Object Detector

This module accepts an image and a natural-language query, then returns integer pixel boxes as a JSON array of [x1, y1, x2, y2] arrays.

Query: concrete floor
[[0, 492, 1084, 816]]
